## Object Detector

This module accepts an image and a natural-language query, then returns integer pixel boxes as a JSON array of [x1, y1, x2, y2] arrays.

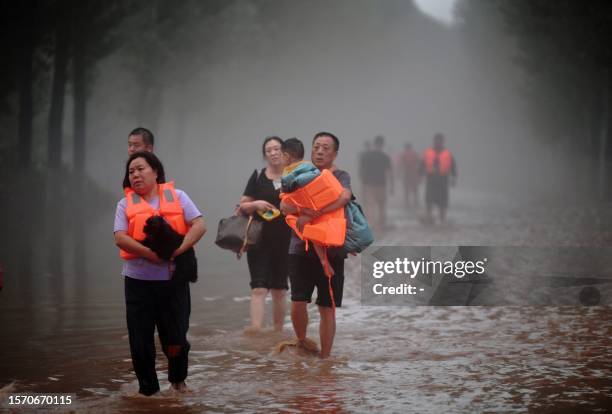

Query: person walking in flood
[[421, 133, 457, 224], [239, 136, 292, 334], [397, 142, 420, 208], [280, 132, 352, 358], [279, 137, 345, 278], [361, 135, 393, 233], [114, 151, 206, 395], [358, 140, 372, 196]]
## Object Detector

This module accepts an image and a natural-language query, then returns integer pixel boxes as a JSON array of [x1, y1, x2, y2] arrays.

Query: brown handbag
[[215, 214, 263, 259]]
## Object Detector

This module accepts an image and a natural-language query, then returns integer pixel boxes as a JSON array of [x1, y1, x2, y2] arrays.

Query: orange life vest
[[280, 169, 347, 247], [423, 148, 452, 176], [119, 181, 188, 260]]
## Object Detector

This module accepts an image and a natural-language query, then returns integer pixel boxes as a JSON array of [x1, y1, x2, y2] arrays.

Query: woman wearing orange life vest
[[114, 151, 206, 396]]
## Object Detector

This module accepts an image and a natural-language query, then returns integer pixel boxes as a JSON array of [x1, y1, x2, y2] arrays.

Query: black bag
[[172, 248, 198, 284], [141, 216, 198, 283], [215, 215, 263, 258]]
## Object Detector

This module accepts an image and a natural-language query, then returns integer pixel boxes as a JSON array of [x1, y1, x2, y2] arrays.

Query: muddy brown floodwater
[[1, 189, 611, 413]]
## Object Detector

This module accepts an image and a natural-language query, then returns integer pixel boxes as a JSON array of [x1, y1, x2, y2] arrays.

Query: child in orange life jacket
[[279, 138, 346, 277]]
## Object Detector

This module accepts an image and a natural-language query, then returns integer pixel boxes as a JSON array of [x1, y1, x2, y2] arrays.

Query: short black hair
[[281, 137, 304, 160], [129, 127, 155, 146], [122, 151, 166, 189], [262, 136, 283, 157], [313, 131, 339, 151]]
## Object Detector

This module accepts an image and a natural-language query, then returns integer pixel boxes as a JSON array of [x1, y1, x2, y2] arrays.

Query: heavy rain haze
[[1, 1, 611, 412], [2, 0, 608, 279]]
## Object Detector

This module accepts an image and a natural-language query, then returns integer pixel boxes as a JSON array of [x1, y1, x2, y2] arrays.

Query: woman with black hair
[[114, 151, 206, 395], [239, 137, 292, 333]]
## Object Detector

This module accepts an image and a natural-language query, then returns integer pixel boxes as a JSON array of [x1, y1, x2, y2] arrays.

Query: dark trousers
[[124, 277, 191, 396]]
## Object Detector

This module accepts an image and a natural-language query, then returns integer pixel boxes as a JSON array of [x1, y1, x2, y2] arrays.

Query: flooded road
[[1, 189, 611, 413]]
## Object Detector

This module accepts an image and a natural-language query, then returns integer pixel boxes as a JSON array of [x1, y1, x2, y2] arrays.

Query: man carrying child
[[280, 133, 352, 358]]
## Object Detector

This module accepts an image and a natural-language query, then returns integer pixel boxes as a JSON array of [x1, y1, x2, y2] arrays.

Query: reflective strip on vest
[[163, 189, 174, 203]]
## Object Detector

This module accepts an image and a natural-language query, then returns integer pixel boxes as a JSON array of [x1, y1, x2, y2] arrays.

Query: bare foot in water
[[171, 382, 188, 393], [298, 337, 320, 354], [243, 326, 262, 336], [274, 337, 320, 355]]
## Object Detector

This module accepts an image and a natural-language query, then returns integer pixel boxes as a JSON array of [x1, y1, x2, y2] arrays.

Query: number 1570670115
[[6, 394, 73, 406]]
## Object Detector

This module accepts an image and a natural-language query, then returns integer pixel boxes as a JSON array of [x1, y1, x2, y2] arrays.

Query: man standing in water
[[281, 132, 352, 358], [127, 127, 155, 156], [421, 133, 457, 224]]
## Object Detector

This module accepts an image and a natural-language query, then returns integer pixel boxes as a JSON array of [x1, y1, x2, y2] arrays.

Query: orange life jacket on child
[[423, 148, 452, 176], [119, 181, 188, 260], [280, 169, 346, 247]]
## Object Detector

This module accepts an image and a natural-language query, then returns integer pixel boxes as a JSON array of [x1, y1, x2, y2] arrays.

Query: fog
[[63, 1, 541, 273], [1, 0, 599, 295]]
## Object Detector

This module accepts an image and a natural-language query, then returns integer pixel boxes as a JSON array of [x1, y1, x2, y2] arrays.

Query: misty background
[[1, 0, 611, 304]]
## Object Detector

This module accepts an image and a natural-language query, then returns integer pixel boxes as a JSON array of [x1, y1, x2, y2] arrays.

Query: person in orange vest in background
[[397, 141, 421, 208], [420, 133, 457, 224]]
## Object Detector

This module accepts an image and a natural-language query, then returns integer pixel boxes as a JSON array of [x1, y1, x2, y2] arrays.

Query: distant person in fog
[[358, 140, 372, 195], [420, 133, 457, 224], [361, 135, 393, 232], [397, 142, 420, 208]]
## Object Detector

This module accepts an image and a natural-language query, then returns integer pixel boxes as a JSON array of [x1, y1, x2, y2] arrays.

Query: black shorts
[[247, 245, 289, 290], [288, 254, 345, 307]]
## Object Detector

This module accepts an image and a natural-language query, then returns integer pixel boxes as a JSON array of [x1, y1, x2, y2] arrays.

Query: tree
[[461, 0, 612, 199], [68, 0, 129, 286]]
